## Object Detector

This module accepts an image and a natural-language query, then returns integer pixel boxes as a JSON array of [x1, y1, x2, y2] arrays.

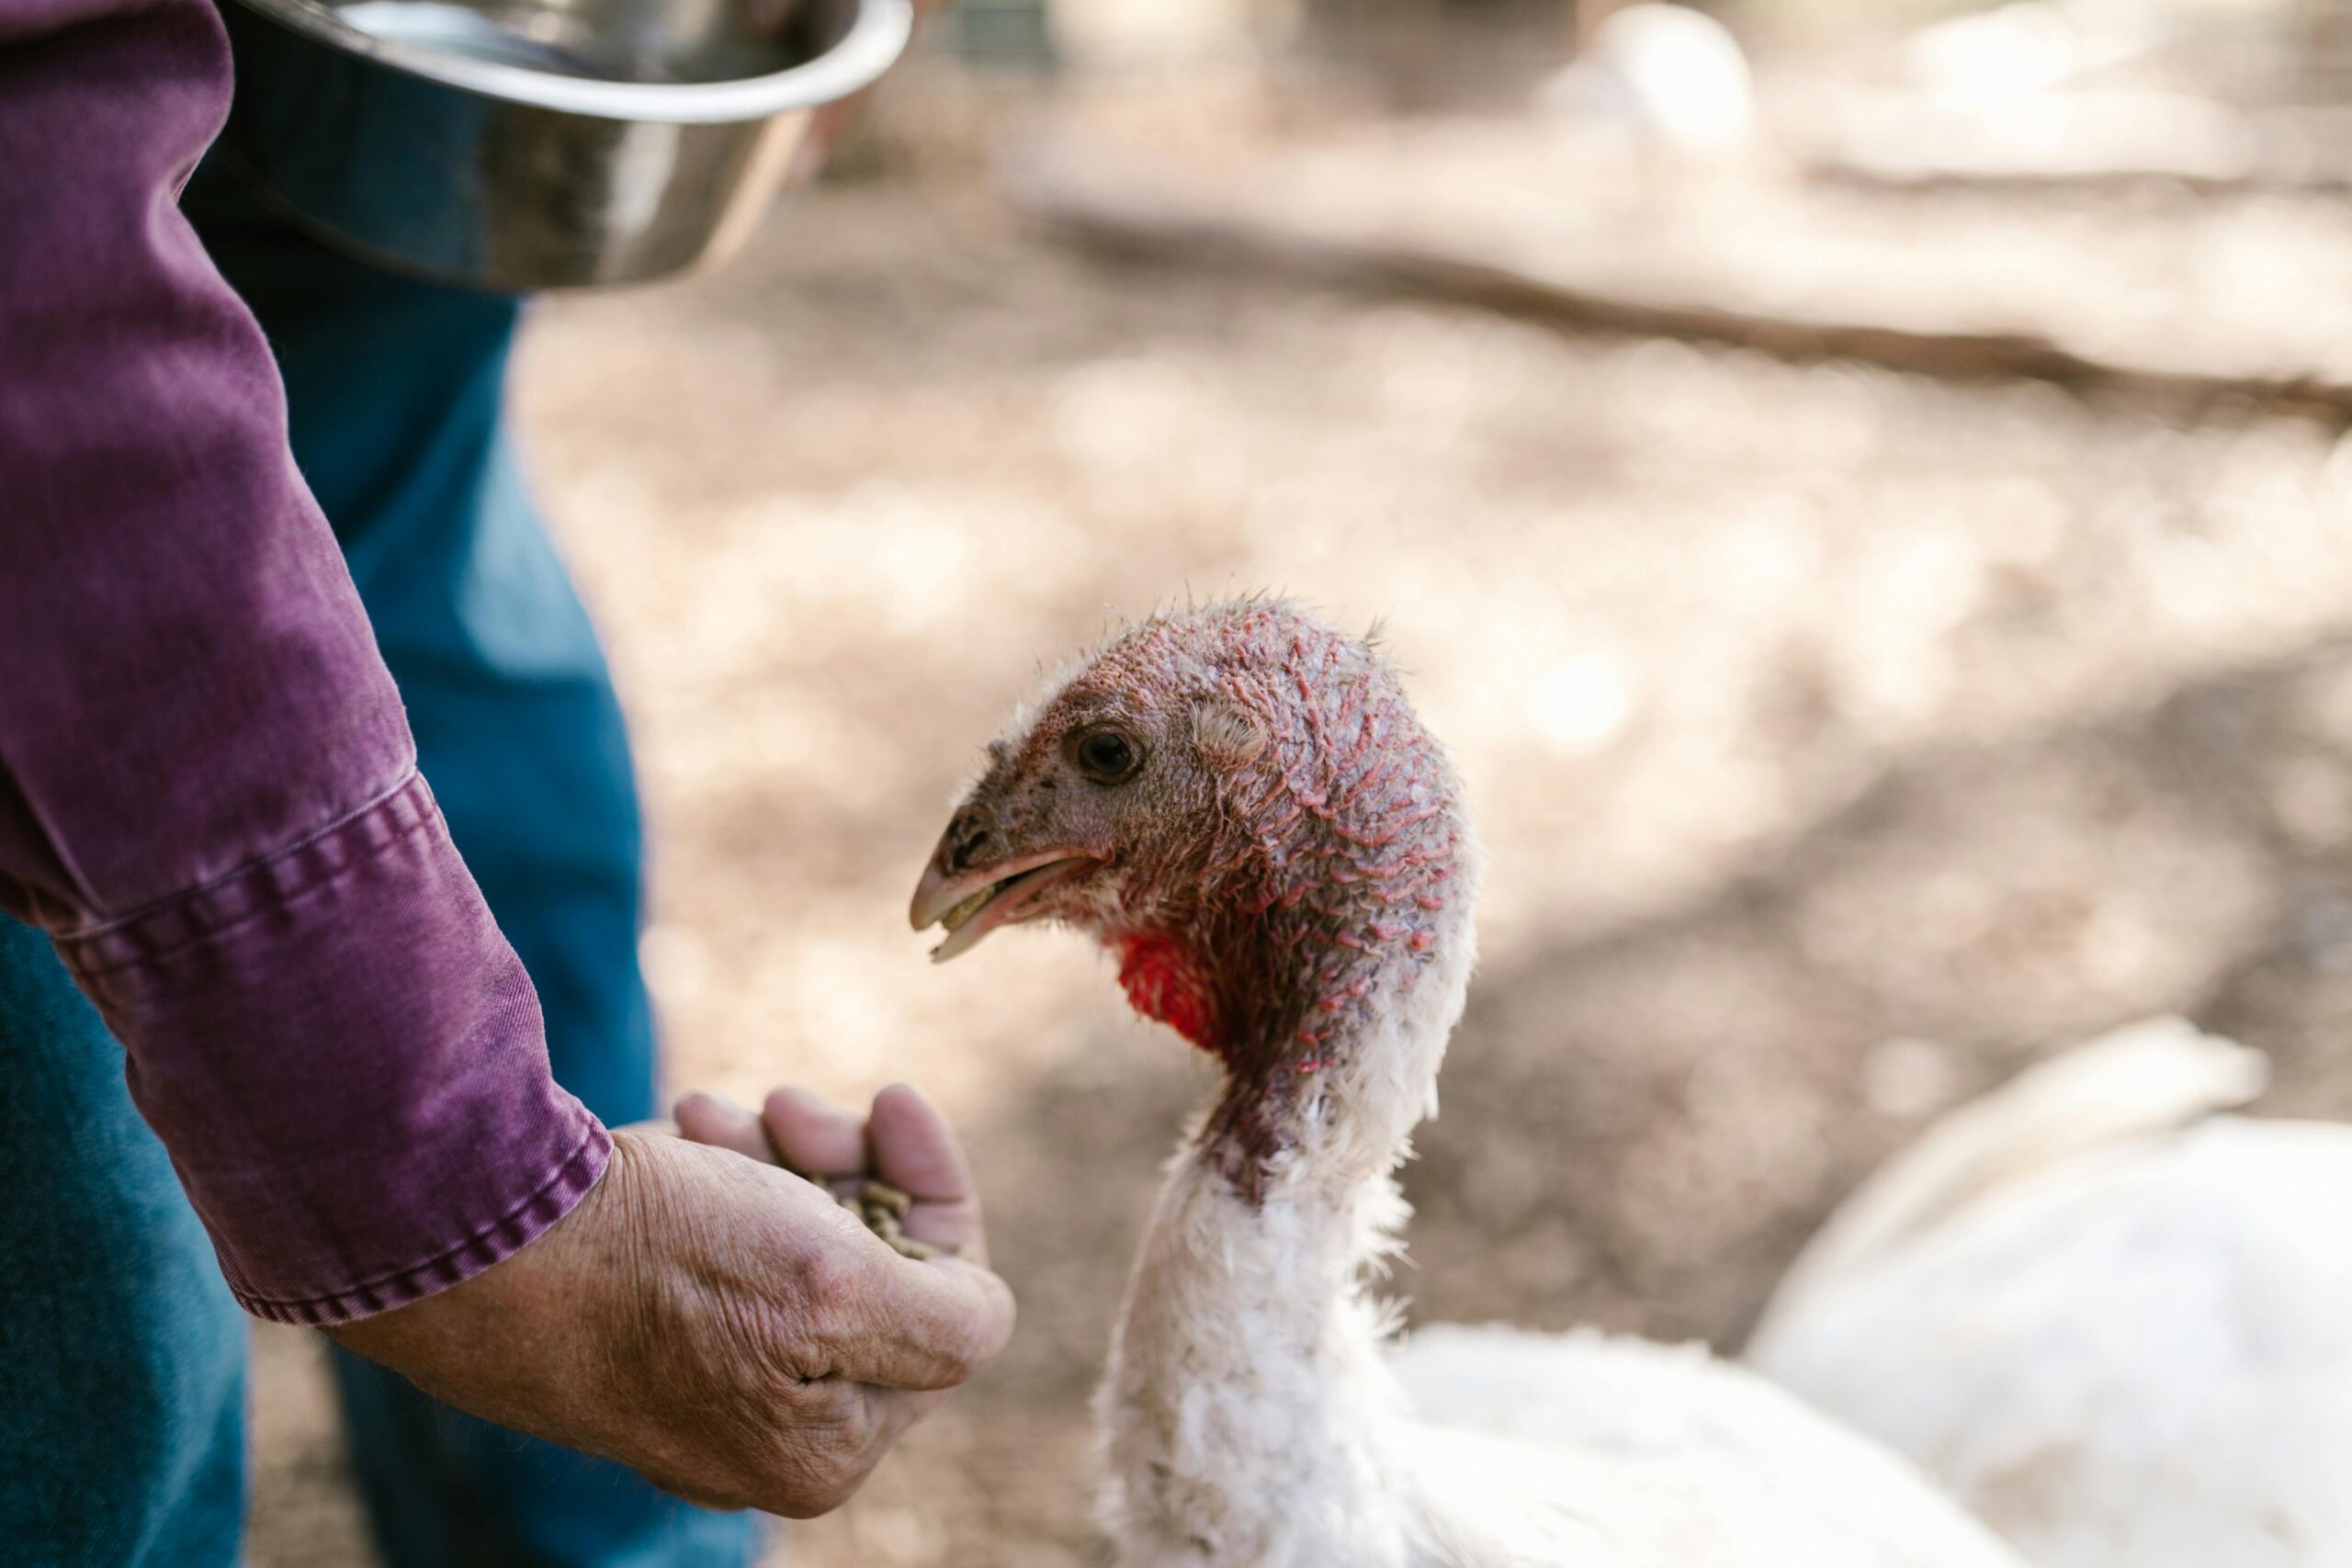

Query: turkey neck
[[1096, 863, 1480, 1567]]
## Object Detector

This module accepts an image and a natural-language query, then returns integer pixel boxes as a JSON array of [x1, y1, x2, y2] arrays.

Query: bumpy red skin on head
[[1071, 604, 1465, 1200]]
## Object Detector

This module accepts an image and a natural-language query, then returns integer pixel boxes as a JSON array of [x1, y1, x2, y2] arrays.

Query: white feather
[[1751, 1019, 2352, 1567], [1092, 821, 2022, 1567], [1536, 4, 1756, 155], [1752, 1018, 2268, 1350]]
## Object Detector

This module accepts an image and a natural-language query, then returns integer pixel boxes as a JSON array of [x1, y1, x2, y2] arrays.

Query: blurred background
[[246, 0, 2352, 1561]]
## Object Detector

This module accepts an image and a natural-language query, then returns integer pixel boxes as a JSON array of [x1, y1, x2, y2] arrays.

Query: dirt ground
[[243, 127, 2352, 1567]]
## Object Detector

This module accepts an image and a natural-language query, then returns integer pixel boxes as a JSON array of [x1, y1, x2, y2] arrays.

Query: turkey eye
[[1074, 728, 1141, 784]]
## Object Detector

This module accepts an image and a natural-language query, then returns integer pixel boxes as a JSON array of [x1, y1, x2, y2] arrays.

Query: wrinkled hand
[[673, 1081, 989, 1268], [325, 1092, 1014, 1518]]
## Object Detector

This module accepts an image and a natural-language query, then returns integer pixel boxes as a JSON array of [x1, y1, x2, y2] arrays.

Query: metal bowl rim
[[223, 0, 912, 123]]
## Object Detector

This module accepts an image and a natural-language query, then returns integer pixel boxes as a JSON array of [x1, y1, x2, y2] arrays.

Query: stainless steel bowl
[[219, 0, 912, 289]]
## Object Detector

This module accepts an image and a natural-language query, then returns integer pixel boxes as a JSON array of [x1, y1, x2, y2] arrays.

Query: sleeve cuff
[[56, 771, 611, 1325], [231, 1112, 609, 1325]]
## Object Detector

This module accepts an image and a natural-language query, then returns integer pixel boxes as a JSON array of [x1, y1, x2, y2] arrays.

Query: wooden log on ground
[[1803, 157, 2352, 200], [1797, 91, 2352, 200], [998, 137, 2352, 425]]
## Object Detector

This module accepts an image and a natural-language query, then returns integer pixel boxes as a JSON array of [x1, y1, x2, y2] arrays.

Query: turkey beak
[[910, 818, 1098, 964]]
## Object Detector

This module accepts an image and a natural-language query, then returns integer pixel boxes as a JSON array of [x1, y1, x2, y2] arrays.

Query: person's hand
[[747, 0, 956, 183], [672, 1080, 990, 1268], [323, 1105, 1015, 1517]]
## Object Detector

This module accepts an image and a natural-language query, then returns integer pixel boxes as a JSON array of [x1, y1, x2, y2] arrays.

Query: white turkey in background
[[1537, 4, 1756, 156], [1749, 1017, 2352, 1568]]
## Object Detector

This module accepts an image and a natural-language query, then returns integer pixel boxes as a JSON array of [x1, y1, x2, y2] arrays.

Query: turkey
[[1537, 3, 1757, 157], [909, 598, 2022, 1568], [1748, 1017, 2352, 1568]]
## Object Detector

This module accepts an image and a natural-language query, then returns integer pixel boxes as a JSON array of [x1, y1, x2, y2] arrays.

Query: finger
[[780, 0, 941, 184], [866, 1083, 989, 1261], [834, 1256, 1018, 1393], [787, 99, 854, 186], [865, 1084, 971, 1201], [673, 1093, 775, 1165], [763, 1087, 867, 1178]]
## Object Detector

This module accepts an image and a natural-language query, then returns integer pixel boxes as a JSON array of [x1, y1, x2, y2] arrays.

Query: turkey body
[[1387, 1326, 2030, 1568], [1537, 3, 1757, 154], [1749, 1020, 2352, 1568], [914, 600, 2025, 1568]]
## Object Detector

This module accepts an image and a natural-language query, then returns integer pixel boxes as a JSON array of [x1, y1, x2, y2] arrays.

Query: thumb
[[846, 1250, 1018, 1393]]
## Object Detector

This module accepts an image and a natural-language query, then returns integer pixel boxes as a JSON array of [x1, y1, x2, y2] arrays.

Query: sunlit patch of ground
[[245, 168, 2352, 1567]]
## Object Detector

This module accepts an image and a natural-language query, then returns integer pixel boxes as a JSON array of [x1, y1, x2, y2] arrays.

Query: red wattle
[[1117, 932, 1219, 1053]]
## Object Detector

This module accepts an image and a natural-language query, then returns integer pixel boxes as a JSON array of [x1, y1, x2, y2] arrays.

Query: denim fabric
[[187, 162, 764, 1568], [0, 919, 247, 1568]]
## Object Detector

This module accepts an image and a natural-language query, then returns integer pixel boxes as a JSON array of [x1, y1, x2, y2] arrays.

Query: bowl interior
[[322, 0, 848, 85]]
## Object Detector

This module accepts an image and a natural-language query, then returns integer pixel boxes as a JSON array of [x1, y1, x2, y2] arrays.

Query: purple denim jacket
[[0, 0, 609, 1324]]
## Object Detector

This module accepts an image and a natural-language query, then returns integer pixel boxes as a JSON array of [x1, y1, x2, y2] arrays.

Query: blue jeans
[[0, 165, 760, 1567], [0, 924, 247, 1568]]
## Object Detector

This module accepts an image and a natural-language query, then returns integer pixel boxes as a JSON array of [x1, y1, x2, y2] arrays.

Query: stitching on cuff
[[56, 771, 440, 976], [232, 1113, 613, 1326]]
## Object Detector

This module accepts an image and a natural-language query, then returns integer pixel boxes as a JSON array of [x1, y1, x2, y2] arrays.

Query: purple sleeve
[[0, 0, 611, 1324]]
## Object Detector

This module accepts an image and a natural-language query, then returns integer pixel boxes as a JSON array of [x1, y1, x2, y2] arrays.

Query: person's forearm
[[0, 0, 606, 1324]]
